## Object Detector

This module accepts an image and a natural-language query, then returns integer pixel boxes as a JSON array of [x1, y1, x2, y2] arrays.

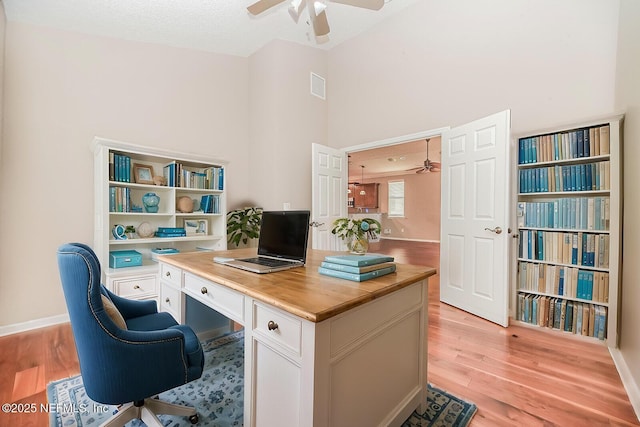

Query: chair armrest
[[106, 288, 158, 319]]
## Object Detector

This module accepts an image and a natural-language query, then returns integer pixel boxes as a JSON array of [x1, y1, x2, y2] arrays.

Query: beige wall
[[248, 39, 327, 211], [327, 0, 619, 149], [372, 173, 441, 241], [0, 1, 5, 164], [615, 0, 640, 408], [0, 22, 250, 326]]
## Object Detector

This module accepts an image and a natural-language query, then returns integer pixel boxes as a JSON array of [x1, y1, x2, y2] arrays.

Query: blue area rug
[[47, 331, 476, 427]]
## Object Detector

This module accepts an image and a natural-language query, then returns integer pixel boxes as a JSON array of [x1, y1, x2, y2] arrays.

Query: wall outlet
[[283, 202, 291, 210], [383, 228, 392, 234]]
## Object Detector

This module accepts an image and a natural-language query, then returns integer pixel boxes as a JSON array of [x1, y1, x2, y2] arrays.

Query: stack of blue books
[[318, 254, 396, 282], [154, 227, 186, 237]]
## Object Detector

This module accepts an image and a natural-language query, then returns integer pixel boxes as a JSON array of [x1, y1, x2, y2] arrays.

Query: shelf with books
[[94, 137, 228, 302], [513, 115, 622, 346]]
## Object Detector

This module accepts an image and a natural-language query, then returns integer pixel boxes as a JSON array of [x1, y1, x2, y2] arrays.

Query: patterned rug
[[47, 331, 476, 427]]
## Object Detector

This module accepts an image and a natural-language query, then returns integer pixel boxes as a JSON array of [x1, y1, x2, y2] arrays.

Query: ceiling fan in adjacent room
[[247, 0, 384, 37], [407, 138, 441, 173]]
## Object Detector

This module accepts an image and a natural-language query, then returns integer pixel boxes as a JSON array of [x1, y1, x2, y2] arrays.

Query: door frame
[[342, 128, 450, 156]]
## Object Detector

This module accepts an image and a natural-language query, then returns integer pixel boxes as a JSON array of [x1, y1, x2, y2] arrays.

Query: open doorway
[[345, 136, 442, 267]]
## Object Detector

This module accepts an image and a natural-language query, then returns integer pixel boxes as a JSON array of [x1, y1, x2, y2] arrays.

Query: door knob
[[484, 226, 503, 234], [309, 221, 324, 227]]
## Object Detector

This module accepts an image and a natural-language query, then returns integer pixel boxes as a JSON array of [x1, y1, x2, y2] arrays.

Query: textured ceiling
[[3, 0, 422, 57]]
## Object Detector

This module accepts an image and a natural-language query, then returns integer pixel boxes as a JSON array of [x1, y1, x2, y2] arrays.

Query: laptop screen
[[257, 210, 310, 262]]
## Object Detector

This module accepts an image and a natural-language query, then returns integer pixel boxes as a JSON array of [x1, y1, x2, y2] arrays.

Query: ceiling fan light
[[288, 0, 304, 22], [359, 189, 366, 196], [313, 1, 327, 15]]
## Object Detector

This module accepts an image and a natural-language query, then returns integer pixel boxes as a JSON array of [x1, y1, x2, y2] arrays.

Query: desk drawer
[[253, 303, 302, 356], [113, 275, 157, 299], [184, 273, 244, 323], [160, 263, 182, 288], [160, 283, 181, 321]]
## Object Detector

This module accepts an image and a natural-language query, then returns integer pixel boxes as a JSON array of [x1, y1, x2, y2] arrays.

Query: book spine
[[157, 227, 186, 233], [318, 265, 396, 282], [155, 232, 187, 237], [109, 152, 115, 181], [323, 255, 394, 267]]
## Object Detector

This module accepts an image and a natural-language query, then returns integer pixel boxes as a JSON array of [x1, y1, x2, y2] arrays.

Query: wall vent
[[310, 72, 326, 100]]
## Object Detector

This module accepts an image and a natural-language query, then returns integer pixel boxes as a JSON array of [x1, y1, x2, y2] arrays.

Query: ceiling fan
[[407, 138, 441, 173], [247, 0, 384, 38]]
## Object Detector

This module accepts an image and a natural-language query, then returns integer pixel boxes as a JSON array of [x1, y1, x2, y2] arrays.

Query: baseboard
[[610, 347, 640, 422], [0, 313, 69, 337]]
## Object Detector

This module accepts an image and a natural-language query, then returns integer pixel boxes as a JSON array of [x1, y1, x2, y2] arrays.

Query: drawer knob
[[201, 287, 208, 295], [165, 297, 170, 303], [165, 272, 171, 277], [267, 320, 279, 331], [133, 285, 140, 290]]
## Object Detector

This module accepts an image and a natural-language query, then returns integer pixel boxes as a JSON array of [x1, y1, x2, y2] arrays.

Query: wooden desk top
[[159, 248, 436, 323]]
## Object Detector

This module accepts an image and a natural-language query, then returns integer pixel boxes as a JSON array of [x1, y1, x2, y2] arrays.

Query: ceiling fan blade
[[307, 0, 330, 36], [247, 0, 287, 15], [288, 0, 307, 22], [330, 0, 384, 10]]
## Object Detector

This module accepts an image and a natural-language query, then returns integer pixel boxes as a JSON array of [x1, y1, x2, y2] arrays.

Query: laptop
[[219, 210, 310, 274]]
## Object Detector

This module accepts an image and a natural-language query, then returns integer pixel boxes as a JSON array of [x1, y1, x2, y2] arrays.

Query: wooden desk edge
[[159, 251, 437, 323]]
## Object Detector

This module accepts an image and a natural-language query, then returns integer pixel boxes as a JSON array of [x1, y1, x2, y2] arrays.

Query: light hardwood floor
[[1, 240, 638, 426]]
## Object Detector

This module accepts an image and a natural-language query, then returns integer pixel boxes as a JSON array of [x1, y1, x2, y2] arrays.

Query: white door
[[311, 143, 348, 250], [440, 110, 511, 326]]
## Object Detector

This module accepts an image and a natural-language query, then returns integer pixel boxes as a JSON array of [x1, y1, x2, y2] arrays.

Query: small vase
[[142, 192, 160, 213], [347, 235, 369, 255]]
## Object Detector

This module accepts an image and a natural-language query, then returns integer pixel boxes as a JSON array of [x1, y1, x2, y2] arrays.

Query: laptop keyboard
[[243, 257, 293, 267]]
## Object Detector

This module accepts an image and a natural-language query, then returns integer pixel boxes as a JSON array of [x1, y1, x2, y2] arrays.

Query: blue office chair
[[57, 243, 204, 426]]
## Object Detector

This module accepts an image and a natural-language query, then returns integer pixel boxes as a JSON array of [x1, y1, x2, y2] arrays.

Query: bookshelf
[[92, 137, 228, 300], [513, 115, 623, 346]]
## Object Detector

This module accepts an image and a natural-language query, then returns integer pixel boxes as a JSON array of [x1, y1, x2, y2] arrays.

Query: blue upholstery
[[57, 243, 204, 406]]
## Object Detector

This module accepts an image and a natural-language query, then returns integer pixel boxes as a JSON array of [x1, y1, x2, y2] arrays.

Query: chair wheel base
[[189, 414, 199, 424]]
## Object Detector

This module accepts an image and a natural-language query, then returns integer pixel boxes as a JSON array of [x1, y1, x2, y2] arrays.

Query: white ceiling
[[2, 0, 422, 57]]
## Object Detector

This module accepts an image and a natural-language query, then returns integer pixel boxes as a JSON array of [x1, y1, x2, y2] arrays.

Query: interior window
[[388, 180, 405, 217]]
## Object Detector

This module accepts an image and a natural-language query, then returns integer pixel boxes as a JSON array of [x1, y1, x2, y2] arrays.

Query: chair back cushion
[[100, 295, 127, 329]]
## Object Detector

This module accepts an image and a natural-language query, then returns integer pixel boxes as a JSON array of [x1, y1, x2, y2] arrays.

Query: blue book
[[585, 271, 594, 300], [531, 138, 537, 163], [537, 231, 544, 260], [218, 167, 224, 190], [565, 301, 574, 331], [577, 131, 584, 158], [155, 231, 187, 237], [125, 155, 131, 183], [583, 129, 590, 157], [318, 265, 397, 282], [323, 254, 394, 267], [200, 195, 212, 213], [157, 227, 186, 233], [320, 261, 396, 274], [558, 268, 565, 296]]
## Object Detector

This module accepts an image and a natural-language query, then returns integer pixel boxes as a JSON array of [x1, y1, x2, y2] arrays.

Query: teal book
[[320, 261, 396, 274], [318, 265, 397, 282], [323, 253, 394, 267]]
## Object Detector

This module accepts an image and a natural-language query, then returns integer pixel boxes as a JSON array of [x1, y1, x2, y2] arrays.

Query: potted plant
[[227, 207, 263, 247], [331, 217, 381, 254]]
